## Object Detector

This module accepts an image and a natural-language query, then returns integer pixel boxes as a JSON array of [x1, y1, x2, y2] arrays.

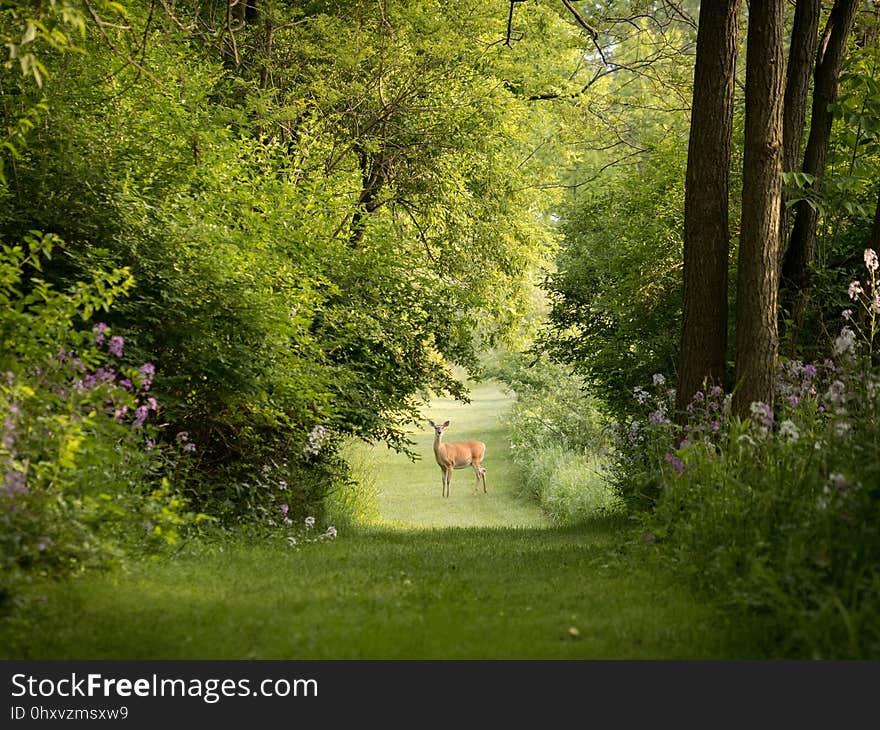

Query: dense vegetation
[[2, 1, 879, 659]]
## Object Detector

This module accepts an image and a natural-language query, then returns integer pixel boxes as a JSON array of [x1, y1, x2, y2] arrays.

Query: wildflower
[[132, 405, 149, 428], [323, 525, 337, 539], [842, 309, 853, 321], [803, 364, 817, 379], [305, 516, 315, 530], [873, 294, 880, 314], [280, 504, 290, 515], [287, 536, 298, 546], [663, 453, 685, 474], [652, 373, 666, 387], [633, 386, 649, 405], [147, 397, 158, 411], [648, 410, 670, 426], [36, 537, 53, 552], [2, 470, 27, 496], [778, 419, 800, 443], [182, 442, 196, 452], [787, 395, 799, 408], [119, 378, 133, 391], [145, 439, 154, 450], [848, 281, 863, 300], [828, 472, 850, 491], [139, 363, 156, 390], [303, 425, 329, 456], [864, 248, 879, 272], [176, 431, 189, 442], [94, 322, 109, 345], [824, 380, 846, 405], [750, 401, 774, 429], [108, 335, 124, 357], [709, 385, 724, 398], [833, 327, 856, 356]]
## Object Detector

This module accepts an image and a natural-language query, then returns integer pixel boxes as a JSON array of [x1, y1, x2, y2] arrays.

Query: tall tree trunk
[[781, 0, 860, 293], [780, 0, 821, 244], [675, 0, 741, 416], [732, 0, 786, 417]]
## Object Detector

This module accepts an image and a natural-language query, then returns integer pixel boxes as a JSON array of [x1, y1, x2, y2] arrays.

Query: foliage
[[0, 234, 199, 601], [0, 0, 572, 525], [540, 135, 687, 417], [608, 254, 880, 658], [490, 350, 621, 523]]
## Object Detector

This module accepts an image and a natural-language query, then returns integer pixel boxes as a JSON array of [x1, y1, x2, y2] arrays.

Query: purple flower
[[119, 379, 133, 391], [803, 364, 817, 379], [663, 453, 685, 474], [176, 431, 189, 442], [145, 439, 154, 450], [139, 363, 155, 390], [94, 322, 109, 345], [709, 385, 724, 398], [133, 405, 149, 428], [280, 503, 289, 515], [2, 470, 28, 496], [182, 442, 196, 452], [108, 335, 124, 357], [146, 397, 158, 411], [787, 395, 800, 407], [36, 537, 53, 552]]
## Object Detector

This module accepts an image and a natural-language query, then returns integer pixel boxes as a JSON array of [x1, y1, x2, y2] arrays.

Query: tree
[[780, 0, 821, 243], [781, 0, 860, 295], [675, 0, 741, 415], [732, 0, 787, 416]]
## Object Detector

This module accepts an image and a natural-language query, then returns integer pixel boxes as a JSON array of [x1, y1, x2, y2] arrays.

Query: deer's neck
[[433, 434, 446, 457]]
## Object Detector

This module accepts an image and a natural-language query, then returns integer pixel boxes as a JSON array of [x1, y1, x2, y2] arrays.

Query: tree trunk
[[732, 0, 786, 417], [780, 0, 820, 246], [781, 0, 860, 293], [675, 0, 741, 416]]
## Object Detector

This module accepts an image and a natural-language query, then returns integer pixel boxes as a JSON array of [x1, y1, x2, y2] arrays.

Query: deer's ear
[[442, 420, 450, 428], [428, 420, 436, 427]]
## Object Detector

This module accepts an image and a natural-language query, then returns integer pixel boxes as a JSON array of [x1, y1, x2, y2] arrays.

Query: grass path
[[0, 381, 765, 659], [354, 381, 548, 529]]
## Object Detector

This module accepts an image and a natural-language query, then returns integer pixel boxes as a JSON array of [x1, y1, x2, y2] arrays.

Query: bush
[[609, 251, 880, 657], [0, 235, 199, 602], [491, 351, 621, 524]]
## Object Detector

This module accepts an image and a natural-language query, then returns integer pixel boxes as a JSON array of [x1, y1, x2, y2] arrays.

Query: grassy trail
[[0, 382, 762, 659], [355, 381, 548, 529]]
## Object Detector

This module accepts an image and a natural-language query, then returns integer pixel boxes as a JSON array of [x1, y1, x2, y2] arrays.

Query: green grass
[[0, 379, 767, 659], [350, 381, 549, 529], [0, 524, 761, 659]]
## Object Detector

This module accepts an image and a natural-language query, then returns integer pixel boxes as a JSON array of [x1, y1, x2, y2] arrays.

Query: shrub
[[491, 351, 621, 524], [609, 250, 880, 657], [0, 234, 199, 602]]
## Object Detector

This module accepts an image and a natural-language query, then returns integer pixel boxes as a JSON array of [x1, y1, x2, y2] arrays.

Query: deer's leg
[[445, 465, 453, 497]]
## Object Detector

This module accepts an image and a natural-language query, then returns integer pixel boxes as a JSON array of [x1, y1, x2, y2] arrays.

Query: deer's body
[[429, 420, 487, 497]]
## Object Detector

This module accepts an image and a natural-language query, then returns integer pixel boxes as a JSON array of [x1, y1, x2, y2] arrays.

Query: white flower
[[833, 327, 856, 356], [824, 379, 846, 405], [633, 386, 649, 404], [305, 516, 315, 529], [842, 309, 853, 321], [848, 281, 863, 300], [778, 419, 800, 443], [864, 248, 879, 272], [324, 525, 337, 540], [652, 373, 666, 387]]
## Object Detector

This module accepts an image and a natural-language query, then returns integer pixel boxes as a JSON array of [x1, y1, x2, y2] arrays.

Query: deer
[[428, 419, 487, 498]]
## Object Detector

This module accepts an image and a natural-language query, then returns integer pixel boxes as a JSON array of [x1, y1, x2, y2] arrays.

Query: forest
[[1, 0, 879, 660]]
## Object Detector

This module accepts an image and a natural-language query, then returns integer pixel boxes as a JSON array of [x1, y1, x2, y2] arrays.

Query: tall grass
[[489, 352, 622, 525]]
